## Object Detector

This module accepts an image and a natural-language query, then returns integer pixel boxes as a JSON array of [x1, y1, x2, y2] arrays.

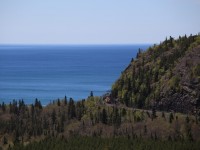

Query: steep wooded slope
[[112, 34, 200, 113]]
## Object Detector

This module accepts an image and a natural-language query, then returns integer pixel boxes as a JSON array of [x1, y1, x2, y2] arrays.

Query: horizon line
[[0, 43, 153, 46]]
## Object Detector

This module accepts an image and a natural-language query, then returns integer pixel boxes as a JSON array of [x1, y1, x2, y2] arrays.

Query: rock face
[[111, 35, 200, 113], [159, 45, 200, 113]]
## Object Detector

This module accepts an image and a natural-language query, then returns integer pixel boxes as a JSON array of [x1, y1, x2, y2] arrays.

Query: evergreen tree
[[76, 101, 83, 120], [3, 136, 8, 145], [9, 102, 12, 114], [68, 98, 76, 119], [34, 98, 42, 109], [60, 113, 65, 132], [101, 108, 108, 124], [152, 105, 157, 120], [1, 102, 6, 112], [169, 113, 174, 123], [162, 112, 165, 118], [64, 96, 68, 106], [51, 109, 56, 124], [57, 98, 61, 106], [90, 91, 94, 97], [186, 116, 190, 123], [144, 125, 147, 135], [113, 107, 121, 127]]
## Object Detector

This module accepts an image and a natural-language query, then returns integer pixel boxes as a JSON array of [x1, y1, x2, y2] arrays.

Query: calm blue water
[[0, 45, 149, 105]]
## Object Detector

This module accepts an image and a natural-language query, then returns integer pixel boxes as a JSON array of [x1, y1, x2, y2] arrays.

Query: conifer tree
[[64, 96, 68, 106], [101, 108, 108, 124], [68, 98, 76, 119], [152, 105, 157, 120], [169, 113, 174, 123], [1, 102, 6, 112], [3, 136, 8, 145], [90, 91, 94, 97], [57, 98, 61, 106], [51, 109, 56, 124]]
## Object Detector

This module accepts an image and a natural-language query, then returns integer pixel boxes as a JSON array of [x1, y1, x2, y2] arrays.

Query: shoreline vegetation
[[0, 34, 200, 149]]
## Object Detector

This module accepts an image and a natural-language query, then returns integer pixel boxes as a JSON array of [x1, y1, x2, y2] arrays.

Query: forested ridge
[[0, 34, 200, 149], [112, 34, 200, 113]]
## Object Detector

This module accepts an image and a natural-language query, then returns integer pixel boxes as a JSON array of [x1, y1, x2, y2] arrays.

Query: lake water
[[0, 45, 150, 105]]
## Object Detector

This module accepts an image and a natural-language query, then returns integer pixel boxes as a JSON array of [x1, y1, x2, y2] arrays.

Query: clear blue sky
[[0, 0, 200, 44]]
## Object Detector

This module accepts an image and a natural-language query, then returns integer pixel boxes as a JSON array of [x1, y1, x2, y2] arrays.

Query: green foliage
[[189, 36, 200, 50], [193, 64, 200, 77], [169, 76, 180, 90], [111, 34, 200, 109], [112, 107, 121, 127]]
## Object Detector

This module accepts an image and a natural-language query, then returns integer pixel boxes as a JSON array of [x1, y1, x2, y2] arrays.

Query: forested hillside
[[1, 97, 200, 149], [1, 34, 200, 150], [112, 34, 200, 113]]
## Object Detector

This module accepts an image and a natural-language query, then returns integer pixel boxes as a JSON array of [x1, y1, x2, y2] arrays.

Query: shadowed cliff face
[[159, 45, 200, 113], [112, 35, 200, 113]]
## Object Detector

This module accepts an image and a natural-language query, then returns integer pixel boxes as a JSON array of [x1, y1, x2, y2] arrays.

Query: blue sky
[[0, 0, 200, 44]]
